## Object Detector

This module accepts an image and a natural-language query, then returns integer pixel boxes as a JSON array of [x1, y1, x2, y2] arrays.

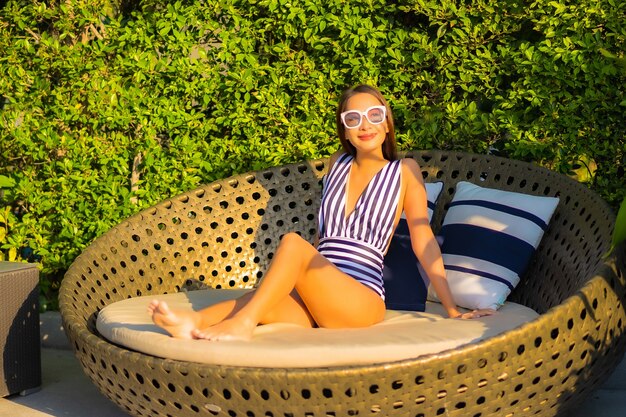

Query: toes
[[157, 301, 170, 314], [192, 329, 211, 340], [192, 329, 222, 341], [147, 300, 160, 315]]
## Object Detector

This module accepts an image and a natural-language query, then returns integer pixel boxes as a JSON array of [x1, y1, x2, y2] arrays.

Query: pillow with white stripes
[[383, 181, 444, 311], [428, 181, 559, 310]]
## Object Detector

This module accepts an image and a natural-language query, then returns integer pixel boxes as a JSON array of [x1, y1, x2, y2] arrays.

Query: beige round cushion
[[96, 289, 538, 368]]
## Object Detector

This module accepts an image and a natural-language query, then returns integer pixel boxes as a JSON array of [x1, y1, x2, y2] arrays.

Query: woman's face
[[342, 93, 389, 157]]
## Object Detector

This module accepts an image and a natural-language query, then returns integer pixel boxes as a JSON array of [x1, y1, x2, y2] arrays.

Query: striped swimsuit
[[318, 153, 402, 299]]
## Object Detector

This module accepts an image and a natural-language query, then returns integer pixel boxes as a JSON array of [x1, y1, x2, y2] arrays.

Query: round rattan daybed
[[59, 150, 626, 417]]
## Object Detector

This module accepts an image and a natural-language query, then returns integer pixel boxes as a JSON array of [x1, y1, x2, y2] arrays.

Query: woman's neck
[[353, 150, 386, 167]]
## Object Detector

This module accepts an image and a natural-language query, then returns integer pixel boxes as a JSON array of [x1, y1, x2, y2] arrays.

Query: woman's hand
[[453, 308, 497, 319]]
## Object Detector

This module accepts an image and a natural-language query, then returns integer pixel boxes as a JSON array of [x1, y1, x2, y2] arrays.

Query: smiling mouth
[[358, 133, 377, 141]]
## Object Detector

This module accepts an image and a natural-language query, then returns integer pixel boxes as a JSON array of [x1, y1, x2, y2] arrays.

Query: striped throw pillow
[[428, 181, 559, 310]]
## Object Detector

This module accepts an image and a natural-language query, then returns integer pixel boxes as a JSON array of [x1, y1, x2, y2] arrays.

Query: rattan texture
[[59, 150, 626, 417], [1, 263, 41, 396]]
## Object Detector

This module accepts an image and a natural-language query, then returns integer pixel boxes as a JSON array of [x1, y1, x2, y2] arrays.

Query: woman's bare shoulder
[[400, 157, 423, 182]]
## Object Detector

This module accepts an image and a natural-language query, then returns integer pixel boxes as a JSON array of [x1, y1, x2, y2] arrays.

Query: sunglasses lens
[[343, 112, 362, 128], [367, 107, 385, 124]]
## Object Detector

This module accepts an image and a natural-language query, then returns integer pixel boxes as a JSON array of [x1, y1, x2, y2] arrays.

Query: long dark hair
[[336, 85, 398, 161]]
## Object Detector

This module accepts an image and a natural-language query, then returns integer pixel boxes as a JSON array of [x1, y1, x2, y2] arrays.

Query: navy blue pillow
[[383, 182, 443, 311], [383, 218, 428, 311]]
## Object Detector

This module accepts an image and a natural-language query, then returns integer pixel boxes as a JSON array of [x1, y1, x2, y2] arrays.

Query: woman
[[148, 85, 495, 341]]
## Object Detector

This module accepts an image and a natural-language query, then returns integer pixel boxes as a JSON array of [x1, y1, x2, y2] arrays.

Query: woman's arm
[[401, 159, 494, 319]]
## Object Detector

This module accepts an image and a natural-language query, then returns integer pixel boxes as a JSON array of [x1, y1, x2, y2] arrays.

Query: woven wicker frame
[[59, 150, 626, 417], [1, 262, 41, 397]]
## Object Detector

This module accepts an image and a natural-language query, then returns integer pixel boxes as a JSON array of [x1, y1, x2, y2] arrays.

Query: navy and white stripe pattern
[[318, 153, 402, 299], [432, 181, 559, 310]]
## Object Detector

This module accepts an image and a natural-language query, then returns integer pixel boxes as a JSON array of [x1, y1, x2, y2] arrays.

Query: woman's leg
[[191, 232, 386, 341], [149, 288, 315, 339]]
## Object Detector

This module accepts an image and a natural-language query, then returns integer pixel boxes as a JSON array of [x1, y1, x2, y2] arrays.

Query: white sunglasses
[[340, 105, 387, 129]]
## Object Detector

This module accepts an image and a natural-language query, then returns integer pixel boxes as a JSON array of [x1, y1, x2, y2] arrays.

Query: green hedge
[[1, 0, 625, 309]]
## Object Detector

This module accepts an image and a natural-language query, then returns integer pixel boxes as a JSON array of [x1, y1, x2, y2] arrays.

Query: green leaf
[[0, 175, 16, 188], [606, 196, 626, 257], [159, 25, 171, 37]]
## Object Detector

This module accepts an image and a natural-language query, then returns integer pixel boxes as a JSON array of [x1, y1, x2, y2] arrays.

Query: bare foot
[[148, 300, 199, 339], [191, 316, 256, 341]]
